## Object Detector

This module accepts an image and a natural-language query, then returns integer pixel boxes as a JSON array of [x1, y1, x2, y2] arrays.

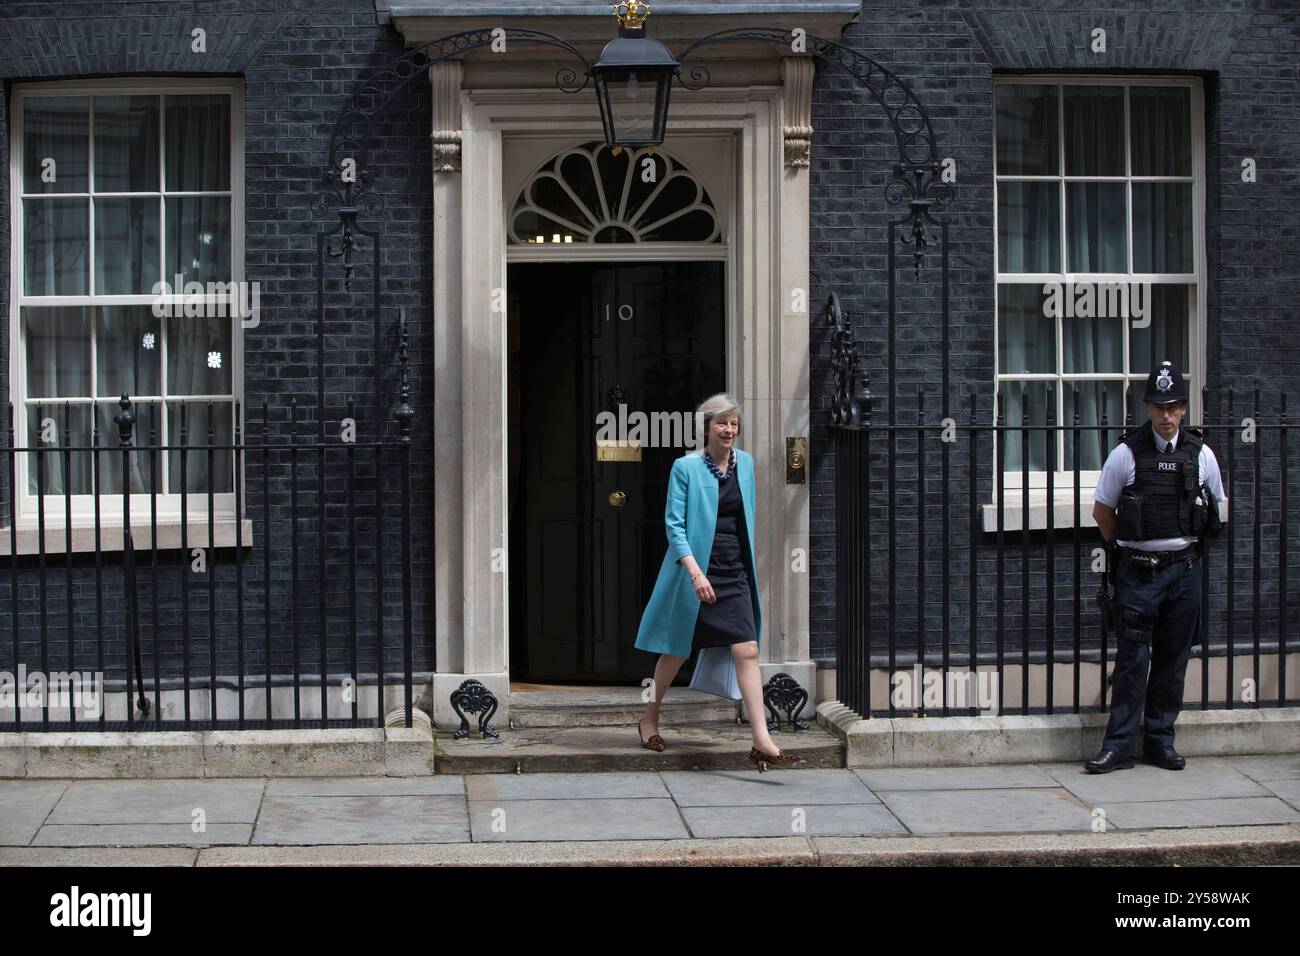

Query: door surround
[[429, 67, 815, 727]]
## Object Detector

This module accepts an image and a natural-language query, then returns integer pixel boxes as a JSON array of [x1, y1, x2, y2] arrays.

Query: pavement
[[2, 754, 1299, 865]]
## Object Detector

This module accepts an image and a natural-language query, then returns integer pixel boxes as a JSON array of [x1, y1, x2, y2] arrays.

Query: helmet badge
[[1155, 361, 1174, 394]]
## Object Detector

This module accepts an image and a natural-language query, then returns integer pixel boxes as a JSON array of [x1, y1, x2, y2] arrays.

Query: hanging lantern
[[592, 1, 678, 151]]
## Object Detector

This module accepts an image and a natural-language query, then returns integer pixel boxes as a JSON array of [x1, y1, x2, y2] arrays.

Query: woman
[[633, 393, 802, 772]]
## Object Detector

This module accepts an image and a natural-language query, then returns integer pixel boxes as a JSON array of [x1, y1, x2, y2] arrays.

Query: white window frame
[[7, 77, 245, 533], [988, 75, 1206, 529]]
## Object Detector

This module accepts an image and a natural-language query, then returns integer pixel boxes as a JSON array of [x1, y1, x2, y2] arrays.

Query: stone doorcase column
[[426, 57, 819, 728]]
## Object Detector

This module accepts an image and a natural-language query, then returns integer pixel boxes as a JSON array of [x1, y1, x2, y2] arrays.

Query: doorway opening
[[507, 260, 726, 684]]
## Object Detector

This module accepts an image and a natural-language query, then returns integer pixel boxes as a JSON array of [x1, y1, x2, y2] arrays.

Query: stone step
[[507, 686, 738, 728], [433, 720, 844, 774]]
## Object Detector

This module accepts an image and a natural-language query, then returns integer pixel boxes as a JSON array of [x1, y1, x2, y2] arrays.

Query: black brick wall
[[0, 0, 436, 692], [0, 0, 1296, 693], [808, 0, 1300, 673]]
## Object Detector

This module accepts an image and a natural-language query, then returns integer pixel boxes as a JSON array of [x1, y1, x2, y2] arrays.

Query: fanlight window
[[509, 141, 720, 245]]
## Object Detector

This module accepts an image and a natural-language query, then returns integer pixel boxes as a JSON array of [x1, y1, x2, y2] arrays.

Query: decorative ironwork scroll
[[824, 292, 874, 430], [674, 28, 952, 278]]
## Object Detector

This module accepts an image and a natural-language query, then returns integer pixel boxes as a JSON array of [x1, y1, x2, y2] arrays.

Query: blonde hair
[[696, 393, 742, 447]]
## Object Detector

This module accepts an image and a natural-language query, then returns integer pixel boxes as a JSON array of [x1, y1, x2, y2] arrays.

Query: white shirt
[[1093, 424, 1227, 551]]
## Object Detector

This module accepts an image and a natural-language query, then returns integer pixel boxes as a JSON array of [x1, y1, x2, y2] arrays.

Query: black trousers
[[1100, 553, 1203, 755]]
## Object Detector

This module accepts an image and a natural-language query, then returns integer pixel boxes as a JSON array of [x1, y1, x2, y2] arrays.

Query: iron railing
[[1, 392, 422, 732], [830, 383, 1295, 718]]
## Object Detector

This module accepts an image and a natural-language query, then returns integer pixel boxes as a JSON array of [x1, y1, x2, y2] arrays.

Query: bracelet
[[691, 572, 704, 581]]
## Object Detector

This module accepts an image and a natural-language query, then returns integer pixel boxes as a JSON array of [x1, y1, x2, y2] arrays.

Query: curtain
[[24, 308, 90, 495], [998, 381, 1048, 473], [1130, 87, 1191, 177], [1067, 183, 1126, 272], [999, 182, 1060, 273], [1133, 182, 1192, 273]]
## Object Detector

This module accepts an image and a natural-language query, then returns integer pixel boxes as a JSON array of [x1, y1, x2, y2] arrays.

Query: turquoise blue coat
[[634, 447, 760, 659]]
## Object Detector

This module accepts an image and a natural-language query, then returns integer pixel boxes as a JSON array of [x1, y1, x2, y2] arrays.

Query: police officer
[[1086, 361, 1226, 774]]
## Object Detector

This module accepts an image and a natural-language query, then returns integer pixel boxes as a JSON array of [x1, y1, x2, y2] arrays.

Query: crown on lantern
[[613, 1, 652, 30]]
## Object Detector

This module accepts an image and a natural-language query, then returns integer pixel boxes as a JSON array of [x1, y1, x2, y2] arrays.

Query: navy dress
[[691, 463, 758, 648]]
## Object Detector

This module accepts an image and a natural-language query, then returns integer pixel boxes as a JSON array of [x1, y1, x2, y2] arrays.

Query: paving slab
[[48, 779, 265, 825], [465, 771, 670, 801], [0, 803, 55, 845], [0, 847, 200, 866], [32, 824, 252, 846], [1041, 758, 1272, 804], [681, 803, 907, 838], [1260, 778, 1300, 810], [467, 797, 689, 841], [252, 795, 469, 845], [0, 781, 71, 845], [265, 776, 463, 797], [0, 780, 69, 806], [878, 788, 1097, 834], [1226, 755, 1300, 782], [1102, 797, 1300, 830], [660, 768, 879, 807], [853, 765, 1059, 791], [810, 826, 1300, 867], [197, 837, 819, 866]]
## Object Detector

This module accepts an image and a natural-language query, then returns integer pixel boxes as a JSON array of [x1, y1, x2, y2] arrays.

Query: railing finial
[[114, 395, 134, 448]]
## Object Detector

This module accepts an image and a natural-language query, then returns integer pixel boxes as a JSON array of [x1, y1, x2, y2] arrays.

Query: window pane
[[513, 210, 588, 244], [1131, 87, 1191, 177], [24, 198, 89, 294], [24, 307, 91, 398], [998, 182, 1060, 273], [1064, 86, 1124, 176], [94, 198, 160, 294], [25, 404, 93, 495], [23, 96, 89, 194], [1063, 381, 1126, 471], [996, 85, 1058, 175], [167, 316, 233, 395], [998, 284, 1055, 374], [1063, 313, 1123, 373], [167, 401, 233, 494], [97, 306, 162, 398], [1132, 183, 1193, 272], [94, 95, 160, 192], [1066, 183, 1127, 272], [1128, 285, 1191, 374], [94, 401, 161, 494], [165, 196, 231, 284], [165, 95, 231, 192], [998, 381, 1049, 472]]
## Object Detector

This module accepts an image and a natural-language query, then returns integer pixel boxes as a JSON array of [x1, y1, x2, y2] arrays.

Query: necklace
[[704, 446, 735, 481]]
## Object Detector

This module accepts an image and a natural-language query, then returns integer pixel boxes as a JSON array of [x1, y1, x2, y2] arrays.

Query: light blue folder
[[688, 645, 742, 700]]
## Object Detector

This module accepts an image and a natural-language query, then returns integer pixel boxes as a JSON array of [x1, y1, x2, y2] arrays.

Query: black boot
[[1085, 749, 1136, 774], [1143, 744, 1186, 770]]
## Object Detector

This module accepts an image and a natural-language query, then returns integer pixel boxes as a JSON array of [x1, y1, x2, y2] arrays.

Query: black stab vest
[[1119, 426, 1203, 539]]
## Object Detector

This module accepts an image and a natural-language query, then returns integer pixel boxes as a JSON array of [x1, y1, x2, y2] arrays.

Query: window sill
[[981, 495, 1228, 533], [0, 518, 254, 556], [981, 494, 1100, 534]]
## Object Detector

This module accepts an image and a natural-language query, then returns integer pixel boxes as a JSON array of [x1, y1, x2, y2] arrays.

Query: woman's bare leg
[[640, 653, 687, 738], [732, 640, 779, 755]]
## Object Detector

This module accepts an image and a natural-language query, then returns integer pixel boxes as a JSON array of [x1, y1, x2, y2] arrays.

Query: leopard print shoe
[[748, 746, 802, 772], [637, 715, 666, 752]]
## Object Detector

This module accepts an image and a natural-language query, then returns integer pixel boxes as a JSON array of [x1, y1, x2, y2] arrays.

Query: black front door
[[509, 261, 725, 683]]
